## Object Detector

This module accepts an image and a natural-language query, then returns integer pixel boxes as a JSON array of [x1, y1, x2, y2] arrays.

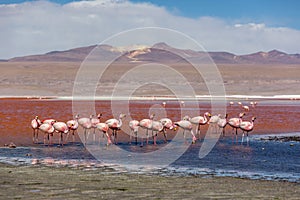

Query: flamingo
[[91, 113, 102, 142], [174, 117, 197, 144], [189, 112, 211, 138], [31, 116, 42, 143], [139, 114, 155, 145], [66, 114, 79, 143], [78, 115, 93, 145], [250, 101, 258, 108], [42, 118, 56, 125], [53, 122, 69, 146], [39, 121, 55, 145], [105, 113, 126, 144], [208, 114, 221, 133], [150, 120, 164, 145], [217, 114, 228, 136], [159, 118, 175, 143], [228, 112, 245, 142], [238, 102, 250, 112], [96, 122, 112, 146], [129, 120, 139, 144], [229, 101, 234, 106], [240, 117, 256, 145]]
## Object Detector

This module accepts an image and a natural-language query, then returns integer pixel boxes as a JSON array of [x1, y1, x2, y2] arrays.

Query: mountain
[[6, 43, 300, 64]]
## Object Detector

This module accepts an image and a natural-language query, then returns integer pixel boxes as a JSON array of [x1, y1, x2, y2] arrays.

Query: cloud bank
[[1, 0, 300, 59]]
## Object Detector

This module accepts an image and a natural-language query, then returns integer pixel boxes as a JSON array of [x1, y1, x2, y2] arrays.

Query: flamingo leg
[[84, 129, 87, 145], [191, 130, 196, 144], [163, 129, 167, 143], [59, 132, 61, 146], [43, 133, 47, 145], [242, 132, 245, 144], [115, 130, 118, 145], [153, 132, 157, 145], [86, 129, 90, 142], [182, 129, 187, 144], [146, 129, 149, 145], [48, 134, 52, 145], [65, 132, 70, 144], [93, 128, 96, 142], [61, 132, 64, 146], [129, 130, 132, 144], [32, 129, 36, 144], [35, 129, 39, 143], [246, 132, 249, 145], [135, 131, 138, 145], [72, 130, 75, 143], [235, 128, 238, 143]]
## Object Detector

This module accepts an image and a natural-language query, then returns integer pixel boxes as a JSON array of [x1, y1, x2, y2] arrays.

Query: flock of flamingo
[[31, 101, 257, 147]]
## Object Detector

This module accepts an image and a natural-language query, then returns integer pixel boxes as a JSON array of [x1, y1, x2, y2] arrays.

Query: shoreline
[[0, 162, 299, 199], [1, 94, 300, 101]]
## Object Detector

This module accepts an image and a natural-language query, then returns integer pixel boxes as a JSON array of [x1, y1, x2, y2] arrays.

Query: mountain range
[[5, 42, 300, 64]]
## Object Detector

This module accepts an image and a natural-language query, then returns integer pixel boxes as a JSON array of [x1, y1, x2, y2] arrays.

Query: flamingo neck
[[118, 117, 123, 128]]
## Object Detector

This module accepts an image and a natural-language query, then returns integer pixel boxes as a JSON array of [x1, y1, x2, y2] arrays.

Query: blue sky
[[2, 0, 299, 29], [1, 0, 300, 58]]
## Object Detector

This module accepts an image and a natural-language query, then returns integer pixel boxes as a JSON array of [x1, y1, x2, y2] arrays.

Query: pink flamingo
[[39, 121, 55, 146], [228, 112, 245, 142], [66, 114, 79, 143], [53, 122, 69, 146], [31, 116, 42, 143], [91, 113, 102, 142], [174, 117, 197, 144], [139, 114, 155, 145], [129, 120, 139, 144], [190, 112, 211, 137], [159, 118, 176, 143], [240, 116, 256, 145], [96, 122, 112, 146], [150, 120, 164, 145], [208, 114, 221, 134], [238, 102, 250, 112], [42, 118, 56, 125], [217, 114, 228, 136], [78, 115, 93, 145], [105, 113, 126, 144]]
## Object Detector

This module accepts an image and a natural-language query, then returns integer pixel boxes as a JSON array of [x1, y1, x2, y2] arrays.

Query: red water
[[0, 98, 299, 146]]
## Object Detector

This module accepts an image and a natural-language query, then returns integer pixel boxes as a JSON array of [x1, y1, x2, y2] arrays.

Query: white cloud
[[0, 0, 300, 59]]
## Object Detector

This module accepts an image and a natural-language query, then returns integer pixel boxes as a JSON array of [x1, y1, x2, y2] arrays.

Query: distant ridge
[[7, 43, 300, 64]]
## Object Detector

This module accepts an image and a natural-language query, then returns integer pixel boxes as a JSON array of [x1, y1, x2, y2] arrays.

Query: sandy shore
[[1, 62, 300, 97], [0, 163, 299, 199]]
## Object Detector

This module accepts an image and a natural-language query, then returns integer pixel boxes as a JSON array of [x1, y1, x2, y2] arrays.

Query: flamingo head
[[172, 124, 177, 131], [205, 112, 212, 117], [51, 120, 57, 125], [252, 116, 257, 122], [149, 113, 155, 119], [119, 113, 126, 119], [75, 114, 79, 119], [183, 115, 190, 121], [97, 113, 102, 119], [68, 123, 74, 129]]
